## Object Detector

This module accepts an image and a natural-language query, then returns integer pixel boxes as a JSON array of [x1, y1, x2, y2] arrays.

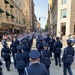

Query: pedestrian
[[15, 45, 27, 75], [10, 40, 17, 67], [1, 44, 11, 71], [14, 38, 20, 48], [45, 34, 51, 43], [24, 50, 48, 75], [37, 38, 44, 52], [41, 43, 51, 75], [49, 35, 55, 58], [22, 40, 30, 66], [62, 39, 74, 75], [54, 37, 62, 66]]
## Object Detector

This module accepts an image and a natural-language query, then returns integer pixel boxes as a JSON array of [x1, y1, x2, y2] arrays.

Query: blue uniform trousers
[[12, 53, 16, 67], [63, 63, 73, 75], [4, 58, 11, 69], [17, 69, 24, 75], [46, 65, 50, 75], [55, 53, 61, 65]]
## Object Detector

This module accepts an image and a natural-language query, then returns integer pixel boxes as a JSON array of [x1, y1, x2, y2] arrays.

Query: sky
[[34, 0, 48, 29]]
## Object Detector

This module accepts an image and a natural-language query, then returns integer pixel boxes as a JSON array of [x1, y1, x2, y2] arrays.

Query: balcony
[[6, 12, 10, 16], [11, 14, 15, 18], [4, 0, 9, 4], [10, 4, 14, 8], [0, 8, 4, 13]]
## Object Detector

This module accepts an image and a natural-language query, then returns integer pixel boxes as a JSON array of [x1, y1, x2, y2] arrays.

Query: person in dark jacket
[[45, 34, 51, 43], [22, 40, 30, 66], [10, 40, 17, 67], [54, 37, 62, 66], [49, 36, 55, 58], [14, 38, 20, 48], [62, 39, 74, 75], [1, 44, 11, 71], [15, 45, 27, 75], [37, 38, 44, 52], [41, 43, 51, 75], [24, 50, 48, 75]]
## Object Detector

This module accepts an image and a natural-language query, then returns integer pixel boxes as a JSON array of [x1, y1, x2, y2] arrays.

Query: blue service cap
[[39, 38, 44, 41], [22, 40, 27, 43], [24, 37, 28, 40], [29, 50, 40, 60], [67, 39, 72, 43], [43, 43, 48, 46], [3, 43, 7, 46], [16, 45, 22, 50]]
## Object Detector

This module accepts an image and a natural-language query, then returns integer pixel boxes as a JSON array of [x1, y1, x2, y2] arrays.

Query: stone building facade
[[0, 0, 35, 34], [49, 0, 75, 36]]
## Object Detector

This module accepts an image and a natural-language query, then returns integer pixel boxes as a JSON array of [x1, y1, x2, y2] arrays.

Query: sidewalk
[[50, 60, 75, 75], [2, 64, 18, 75]]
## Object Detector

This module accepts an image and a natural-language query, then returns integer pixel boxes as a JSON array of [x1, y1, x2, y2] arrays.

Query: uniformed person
[[37, 38, 44, 52], [28, 35, 33, 49], [62, 39, 74, 75], [14, 38, 20, 48], [24, 50, 48, 75], [54, 37, 62, 66], [49, 35, 55, 58], [10, 40, 17, 67], [15, 45, 27, 75], [1, 44, 11, 71], [22, 40, 30, 66], [36, 38, 40, 48], [45, 34, 51, 43], [41, 43, 51, 75]]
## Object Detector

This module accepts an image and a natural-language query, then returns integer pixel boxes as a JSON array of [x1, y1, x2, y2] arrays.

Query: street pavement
[[0, 39, 75, 75]]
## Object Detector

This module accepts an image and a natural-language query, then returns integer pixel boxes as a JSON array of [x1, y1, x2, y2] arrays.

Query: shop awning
[[6, 12, 10, 16], [0, 8, 4, 13], [4, 0, 9, 4], [11, 15, 15, 18], [10, 4, 14, 8]]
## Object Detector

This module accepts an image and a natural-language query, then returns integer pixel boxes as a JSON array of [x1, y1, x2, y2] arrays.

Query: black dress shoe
[[7, 68, 10, 71], [55, 63, 58, 66], [59, 64, 61, 67]]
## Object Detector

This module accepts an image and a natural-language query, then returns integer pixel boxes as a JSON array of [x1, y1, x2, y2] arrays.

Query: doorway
[[61, 26, 66, 35]]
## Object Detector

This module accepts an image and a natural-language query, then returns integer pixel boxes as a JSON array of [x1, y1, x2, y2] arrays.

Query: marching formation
[[0, 32, 75, 75]]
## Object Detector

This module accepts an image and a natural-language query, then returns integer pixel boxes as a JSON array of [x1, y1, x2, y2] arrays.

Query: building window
[[62, 0, 67, 4], [61, 9, 67, 18]]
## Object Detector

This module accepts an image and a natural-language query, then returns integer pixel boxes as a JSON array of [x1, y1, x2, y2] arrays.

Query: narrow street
[[1, 39, 75, 75]]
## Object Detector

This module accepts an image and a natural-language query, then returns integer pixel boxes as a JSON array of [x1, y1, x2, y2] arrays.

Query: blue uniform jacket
[[41, 50, 51, 66], [1, 47, 11, 59], [62, 46, 74, 63], [10, 44, 17, 53], [46, 36, 51, 43], [15, 40, 20, 46], [38, 43, 44, 52], [15, 53, 27, 69], [22, 44, 30, 53], [24, 63, 48, 75], [54, 41, 62, 54]]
